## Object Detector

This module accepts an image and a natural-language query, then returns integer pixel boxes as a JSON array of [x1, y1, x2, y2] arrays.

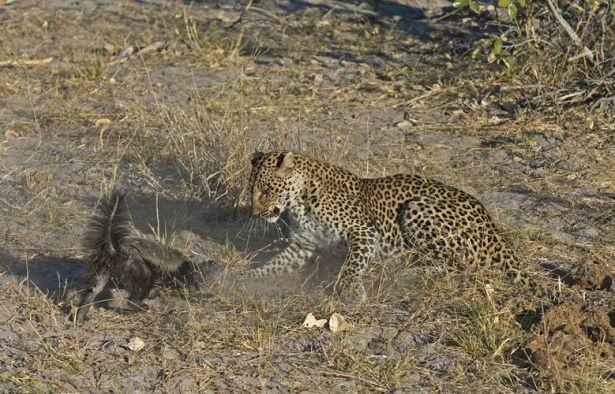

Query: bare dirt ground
[[0, 0, 613, 392]]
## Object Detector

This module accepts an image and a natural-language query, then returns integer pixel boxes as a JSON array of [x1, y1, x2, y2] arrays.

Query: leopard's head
[[249, 150, 301, 223]]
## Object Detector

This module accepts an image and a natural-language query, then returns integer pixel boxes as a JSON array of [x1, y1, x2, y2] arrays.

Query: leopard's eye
[[258, 185, 270, 198]]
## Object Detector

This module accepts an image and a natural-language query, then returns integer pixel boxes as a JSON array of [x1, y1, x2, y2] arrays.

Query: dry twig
[[545, 0, 595, 66], [0, 57, 53, 68], [590, 95, 615, 113], [226, 0, 254, 29], [301, 0, 377, 17]]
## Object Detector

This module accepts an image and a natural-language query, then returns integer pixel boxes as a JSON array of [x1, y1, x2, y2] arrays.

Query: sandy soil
[[0, 0, 613, 391]]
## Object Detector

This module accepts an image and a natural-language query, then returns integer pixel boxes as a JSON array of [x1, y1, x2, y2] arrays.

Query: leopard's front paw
[[334, 279, 367, 303]]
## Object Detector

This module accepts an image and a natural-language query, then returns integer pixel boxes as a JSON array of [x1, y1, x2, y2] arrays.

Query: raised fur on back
[[246, 151, 527, 301], [84, 190, 132, 259], [65, 190, 202, 324]]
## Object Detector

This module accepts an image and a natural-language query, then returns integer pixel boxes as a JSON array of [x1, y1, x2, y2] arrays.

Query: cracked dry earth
[[0, 0, 613, 392]]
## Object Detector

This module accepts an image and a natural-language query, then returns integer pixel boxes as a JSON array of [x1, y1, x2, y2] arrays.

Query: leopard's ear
[[251, 150, 264, 167], [274, 152, 294, 178]]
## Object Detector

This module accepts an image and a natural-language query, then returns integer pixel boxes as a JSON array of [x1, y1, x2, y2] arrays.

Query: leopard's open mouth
[[263, 215, 279, 223], [260, 207, 281, 223]]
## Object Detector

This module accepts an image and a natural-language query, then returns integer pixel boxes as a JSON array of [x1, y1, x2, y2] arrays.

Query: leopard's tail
[[497, 244, 548, 294]]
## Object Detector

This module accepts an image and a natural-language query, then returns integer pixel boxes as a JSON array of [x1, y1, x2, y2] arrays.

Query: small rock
[[303, 313, 327, 328], [531, 349, 549, 370], [488, 115, 506, 125], [329, 313, 349, 333], [171, 375, 196, 392], [570, 258, 614, 291], [392, 330, 420, 353], [286, 336, 329, 352], [103, 42, 116, 54], [162, 346, 180, 361], [94, 118, 112, 129], [4, 129, 18, 138], [492, 149, 509, 162], [127, 336, 145, 352], [395, 120, 417, 129], [528, 134, 550, 149], [570, 226, 599, 239], [119, 45, 136, 57], [585, 117, 594, 130]]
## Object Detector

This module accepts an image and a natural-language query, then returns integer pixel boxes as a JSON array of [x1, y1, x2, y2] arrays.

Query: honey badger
[[66, 190, 204, 324]]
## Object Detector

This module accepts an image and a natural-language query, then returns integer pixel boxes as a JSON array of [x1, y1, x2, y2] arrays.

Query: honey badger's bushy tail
[[66, 190, 134, 324], [84, 190, 131, 262]]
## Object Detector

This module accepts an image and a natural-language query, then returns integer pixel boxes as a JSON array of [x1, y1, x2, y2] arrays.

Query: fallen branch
[[590, 95, 615, 113], [226, 0, 254, 29], [301, 0, 377, 17], [0, 57, 53, 68], [432, 7, 463, 22], [119, 40, 167, 58], [138, 40, 168, 56], [111, 41, 168, 65], [481, 84, 549, 103], [545, 0, 595, 66]]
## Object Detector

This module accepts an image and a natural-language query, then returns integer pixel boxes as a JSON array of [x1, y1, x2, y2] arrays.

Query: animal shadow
[[0, 249, 86, 302]]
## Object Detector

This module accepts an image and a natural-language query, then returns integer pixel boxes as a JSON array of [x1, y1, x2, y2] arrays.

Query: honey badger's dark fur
[[67, 191, 202, 323]]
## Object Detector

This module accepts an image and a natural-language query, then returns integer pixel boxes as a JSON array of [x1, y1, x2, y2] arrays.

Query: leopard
[[245, 150, 526, 301]]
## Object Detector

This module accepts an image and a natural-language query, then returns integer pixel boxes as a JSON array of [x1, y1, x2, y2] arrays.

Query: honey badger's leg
[[117, 255, 153, 312], [174, 260, 204, 292], [72, 270, 110, 324]]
